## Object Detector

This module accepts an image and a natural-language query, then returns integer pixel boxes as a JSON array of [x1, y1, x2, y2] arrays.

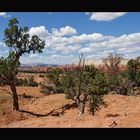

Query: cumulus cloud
[[87, 12, 126, 21], [29, 26, 77, 39], [0, 42, 5, 47], [20, 25, 140, 64], [29, 53, 39, 58], [21, 54, 76, 65], [51, 26, 77, 36], [79, 47, 91, 53], [29, 26, 49, 40], [0, 42, 9, 57]]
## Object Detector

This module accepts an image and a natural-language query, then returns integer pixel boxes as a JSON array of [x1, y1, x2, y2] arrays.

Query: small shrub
[[39, 74, 45, 78], [28, 76, 38, 87], [40, 87, 54, 95], [19, 93, 33, 99], [41, 68, 64, 94], [40, 83, 55, 95], [15, 77, 38, 87]]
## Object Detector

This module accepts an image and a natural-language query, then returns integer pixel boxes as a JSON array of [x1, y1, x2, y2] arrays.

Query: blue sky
[[0, 12, 140, 64]]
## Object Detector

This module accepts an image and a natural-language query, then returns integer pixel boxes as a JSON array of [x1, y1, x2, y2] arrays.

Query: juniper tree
[[126, 57, 140, 95], [102, 53, 124, 92], [127, 58, 140, 83], [60, 53, 107, 115], [0, 18, 45, 110]]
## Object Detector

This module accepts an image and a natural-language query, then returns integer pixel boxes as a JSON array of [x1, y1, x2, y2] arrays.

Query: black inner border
[[0, 0, 140, 11]]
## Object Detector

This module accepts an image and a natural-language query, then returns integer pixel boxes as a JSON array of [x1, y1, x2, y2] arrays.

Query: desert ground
[[0, 86, 140, 128]]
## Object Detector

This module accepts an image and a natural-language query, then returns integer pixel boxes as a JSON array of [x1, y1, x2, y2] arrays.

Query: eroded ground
[[0, 86, 140, 128]]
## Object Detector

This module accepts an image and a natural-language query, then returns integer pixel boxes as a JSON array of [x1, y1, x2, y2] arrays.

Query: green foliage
[[15, 78, 24, 86], [0, 17, 45, 85], [19, 93, 33, 99], [136, 72, 140, 86], [4, 18, 45, 57], [60, 64, 107, 115], [126, 57, 140, 86], [0, 79, 5, 86], [60, 72, 76, 99], [127, 59, 137, 82], [42, 68, 64, 93], [40, 83, 55, 95], [28, 76, 38, 87], [88, 95, 106, 115], [82, 65, 108, 95], [15, 77, 38, 87], [0, 17, 45, 110], [102, 53, 124, 92], [0, 52, 20, 85]]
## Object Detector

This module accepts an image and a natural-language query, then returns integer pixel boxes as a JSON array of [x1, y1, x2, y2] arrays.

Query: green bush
[[41, 68, 64, 94], [39, 74, 45, 78], [15, 77, 38, 87], [28, 77, 38, 87], [19, 93, 33, 99], [60, 64, 107, 115], [40, 85, 54, 95]]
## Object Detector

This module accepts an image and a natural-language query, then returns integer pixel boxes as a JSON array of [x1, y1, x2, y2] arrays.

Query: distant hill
[[20, 63, 59, 67], [20, 58, 129, 68]]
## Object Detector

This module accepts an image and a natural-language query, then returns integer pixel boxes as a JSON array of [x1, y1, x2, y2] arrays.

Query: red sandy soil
[[0, 86, 140, 128]]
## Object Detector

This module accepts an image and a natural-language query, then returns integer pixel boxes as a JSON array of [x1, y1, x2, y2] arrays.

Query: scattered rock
[[106, 113, 120, 118], [109, 121, 117, 128]]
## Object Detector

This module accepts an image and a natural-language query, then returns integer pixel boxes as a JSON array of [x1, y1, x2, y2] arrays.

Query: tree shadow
[[19, 102, 77, 117]]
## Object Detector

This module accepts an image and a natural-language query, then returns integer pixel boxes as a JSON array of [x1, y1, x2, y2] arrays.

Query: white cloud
[[49, 54, 76, 64], [51, 26, 77, 37], [29, 26, 49, 40], [29, 53, 39, 58], [87, 12, 126, 21], [0, 12, 10, 18], [21, 54, 76, 65], [59, 26, 77, 36], [0, 42, 9, 57], [79, 47, 91, 53], [0, 12, 6, 17], [85, 12, 90, 15], [48, 12, 53, 14], [0, 42, 5, 47], [20, 25, 140, 64], [70, 33, 103, 43]]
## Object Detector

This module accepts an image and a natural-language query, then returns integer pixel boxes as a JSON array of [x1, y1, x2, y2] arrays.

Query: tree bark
[[10, 83, 19, 111], [77, 94, 87, 114]]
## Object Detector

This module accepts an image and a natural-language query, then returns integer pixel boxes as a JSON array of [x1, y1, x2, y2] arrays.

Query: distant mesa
[[20, 58, 129, 67], [20, 63, 59, 67]]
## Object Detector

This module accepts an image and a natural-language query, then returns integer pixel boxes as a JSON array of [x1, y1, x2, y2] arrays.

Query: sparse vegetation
[[19, 93, 33, 99], [15, 77, 38, 87], [39, 74, 45, 78], [41, 68, 64, 94], [102, 53, 124, 93], [41, 54, 107, 115], [40, 53, 140, 115]]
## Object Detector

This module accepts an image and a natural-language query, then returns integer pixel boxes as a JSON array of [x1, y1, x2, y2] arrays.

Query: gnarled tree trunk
[[76, 93, 87, 115], [10, 83, 19, 111]]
